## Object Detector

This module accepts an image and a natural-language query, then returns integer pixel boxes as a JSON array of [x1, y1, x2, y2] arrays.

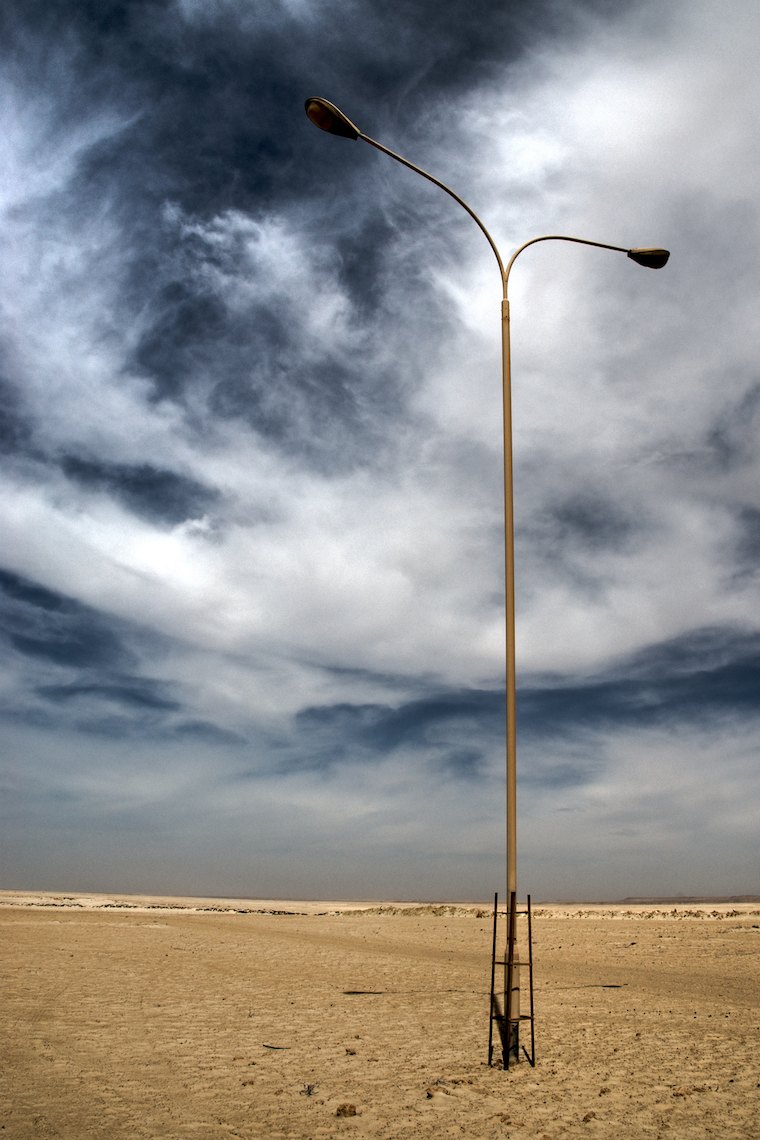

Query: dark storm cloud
[[292, 688, 502, 774], [32, 694, 245, 746], [0, 567, 134, 671], [0, 0, 606, 474], [10, 630, 123, 670], [0, 376, 33, 457], [204, 327, 388, 471], [120, 202, 408, 472], [61, 455, 219, 525], [366, 689, 502, 750], [0, 568, 175, 733], [296, 688, 502, 747], [172, 719, 245, 746], [321, 662, 432, 692], [291, 625, 760, 782], [129, 283, 228, 404], [703, 382, 760, 473], [547, 494, 633, 550], [0, 570, 70, 613], [0, 569, 246, 744], [37, 678, 181, 712], [519, 625, 760, 742], [735, 507, 760, 571], [27, 0, 564, 213], [520, 489, 636, 562]]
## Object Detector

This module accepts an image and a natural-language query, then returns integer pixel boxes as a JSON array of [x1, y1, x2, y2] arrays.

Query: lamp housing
[[627, 247, 670, 269], [305, 97, 360, 140]]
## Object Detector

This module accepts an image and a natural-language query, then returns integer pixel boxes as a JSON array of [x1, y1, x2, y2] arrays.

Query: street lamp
[[305, 95, 669, 1065]]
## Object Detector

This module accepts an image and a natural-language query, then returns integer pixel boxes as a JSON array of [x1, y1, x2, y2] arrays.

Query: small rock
[[582, 1111, 596, 1122], [336, 1103, 357, 1117]]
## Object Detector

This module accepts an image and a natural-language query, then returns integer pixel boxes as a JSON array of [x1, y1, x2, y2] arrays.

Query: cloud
[[0, 0, 758, 899], [0, 568, 135, 671], [60, 455, 220, 525]]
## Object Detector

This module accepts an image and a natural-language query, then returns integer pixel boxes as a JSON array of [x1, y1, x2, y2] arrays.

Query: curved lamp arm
[[505, 235, 669, 297], [305, 96, 506, 284], [360, 132, 507, 284]]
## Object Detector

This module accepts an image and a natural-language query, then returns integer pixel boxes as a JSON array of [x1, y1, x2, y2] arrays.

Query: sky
[[1, 0, 759, 902]]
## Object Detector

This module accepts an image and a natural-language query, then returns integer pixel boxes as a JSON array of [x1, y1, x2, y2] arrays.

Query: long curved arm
[[359, 131, 506, 286]]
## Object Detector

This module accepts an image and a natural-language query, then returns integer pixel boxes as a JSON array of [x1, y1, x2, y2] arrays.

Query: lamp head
[[627, 247, 670, 269], [304, 97, 360, 140]]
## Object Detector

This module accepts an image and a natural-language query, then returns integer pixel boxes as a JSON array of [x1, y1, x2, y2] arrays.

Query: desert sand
[[2, 890, 759, 1138]]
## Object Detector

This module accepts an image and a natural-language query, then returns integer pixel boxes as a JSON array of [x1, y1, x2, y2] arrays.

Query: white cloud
[[398, 0, 760, 681], [523, 716, 760, 898], [2, 0, 759, 900]]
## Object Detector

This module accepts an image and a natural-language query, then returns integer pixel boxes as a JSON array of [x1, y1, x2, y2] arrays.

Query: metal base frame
[[488, 891, 535, 1069]]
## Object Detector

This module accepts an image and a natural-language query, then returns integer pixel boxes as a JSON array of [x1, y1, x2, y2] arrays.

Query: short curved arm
[[504, 235, 629, 298]]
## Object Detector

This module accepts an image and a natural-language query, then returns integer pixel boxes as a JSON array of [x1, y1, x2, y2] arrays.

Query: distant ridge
[[617, 895, 760, 904]]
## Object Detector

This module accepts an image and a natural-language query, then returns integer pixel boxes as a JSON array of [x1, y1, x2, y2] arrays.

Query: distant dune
[[616, 895, 760, 904]]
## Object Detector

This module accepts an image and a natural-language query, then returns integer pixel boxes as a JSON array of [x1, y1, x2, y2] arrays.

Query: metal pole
[[501, 296, 517, 908], [305, 90, 669, 1072], [502, 293, 520, 1063]]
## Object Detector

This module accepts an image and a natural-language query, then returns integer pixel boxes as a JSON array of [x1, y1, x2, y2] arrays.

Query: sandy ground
[[2, 891, 759, 1138]]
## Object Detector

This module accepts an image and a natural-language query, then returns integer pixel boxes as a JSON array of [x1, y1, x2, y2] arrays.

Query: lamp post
[[305, 96, 669, 1064]]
